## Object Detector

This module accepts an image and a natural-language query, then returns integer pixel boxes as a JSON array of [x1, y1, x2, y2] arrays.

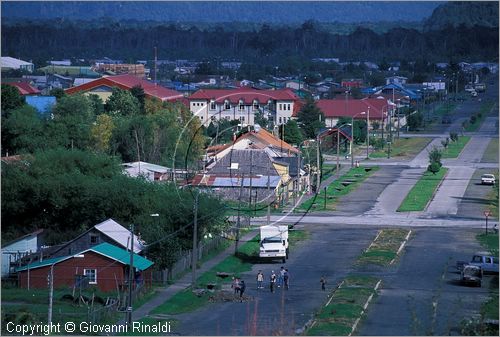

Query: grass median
[[482, 138, 499, 163], [306, 275, 380, 336], [298, 166, 379, 212], [397, 168, 448, 212], [358, 229, 411, 265], [463, 102, 495, 132], [442, 136, 470, 158], [370, 137, 432, 159]]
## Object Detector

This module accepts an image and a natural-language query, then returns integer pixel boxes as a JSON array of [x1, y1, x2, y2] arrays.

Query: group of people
[[232, 268, 329, 301], [256, 266, 290, 292]]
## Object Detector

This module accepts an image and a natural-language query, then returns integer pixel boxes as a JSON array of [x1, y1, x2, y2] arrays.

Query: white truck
[[259, 225, 289, 263]]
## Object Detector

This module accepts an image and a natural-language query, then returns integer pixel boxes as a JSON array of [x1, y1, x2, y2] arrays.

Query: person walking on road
[[232, 277, 241, 296], [278, 266, 285, 288], [256, 270, 264, 289], [284, 269, 289, 290], [239, 280, 246, 301], [320, 276, 327, 291], [270, 271, 277, 293]]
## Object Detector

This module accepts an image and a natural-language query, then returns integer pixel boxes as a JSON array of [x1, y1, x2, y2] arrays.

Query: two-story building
[[188, 88, 300, 125]]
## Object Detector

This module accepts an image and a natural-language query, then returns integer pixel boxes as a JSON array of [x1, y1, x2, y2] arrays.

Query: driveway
[[358, 228, 491, 336]]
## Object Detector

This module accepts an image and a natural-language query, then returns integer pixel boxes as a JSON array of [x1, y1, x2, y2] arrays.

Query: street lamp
[[365, 107, 370, 159]]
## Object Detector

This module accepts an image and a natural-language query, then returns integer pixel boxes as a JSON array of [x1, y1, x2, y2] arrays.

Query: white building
[[188, 88, 300, 126], [1, 56, 34, 73], [2, 230, 44, 277]]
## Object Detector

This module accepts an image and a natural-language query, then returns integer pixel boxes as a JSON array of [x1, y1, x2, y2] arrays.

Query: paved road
[[173, 226, 378, 335], [359, 228, 491, 336]]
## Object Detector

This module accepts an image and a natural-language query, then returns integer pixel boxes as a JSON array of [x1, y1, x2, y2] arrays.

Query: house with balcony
[[188, 88, 300, 126]]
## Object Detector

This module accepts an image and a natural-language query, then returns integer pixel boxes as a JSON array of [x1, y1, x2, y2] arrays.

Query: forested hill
[[2, 1, 440, 23], [2, 22, 498, 63], [424, 1, 499, 30]]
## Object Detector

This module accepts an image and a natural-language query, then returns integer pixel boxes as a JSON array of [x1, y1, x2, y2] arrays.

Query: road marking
[[349, 279, 382, 336], [390, 229, 412, 265]]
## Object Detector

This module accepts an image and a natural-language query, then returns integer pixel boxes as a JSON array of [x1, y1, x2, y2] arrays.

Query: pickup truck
[[457, 253, 499, 274], [461, 265, 483, 287], [481, 174, 496, 185]]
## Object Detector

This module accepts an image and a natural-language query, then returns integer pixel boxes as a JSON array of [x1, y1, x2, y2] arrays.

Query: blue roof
[[25, 96, 56, 115], [16, 242, 153, 272], [378, 83, 421, 100]]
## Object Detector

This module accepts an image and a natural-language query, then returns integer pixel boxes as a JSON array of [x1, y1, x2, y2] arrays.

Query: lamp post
[[365, 107, 370, 159]]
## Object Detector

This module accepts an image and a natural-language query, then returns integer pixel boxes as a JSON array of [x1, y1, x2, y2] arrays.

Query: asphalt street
[[358, 228, 491, 336], [174, 227, 378, 335]]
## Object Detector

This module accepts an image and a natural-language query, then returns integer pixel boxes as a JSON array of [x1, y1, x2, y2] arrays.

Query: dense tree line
[[1, 86, 222, 270], [2, 21, 497, 63]]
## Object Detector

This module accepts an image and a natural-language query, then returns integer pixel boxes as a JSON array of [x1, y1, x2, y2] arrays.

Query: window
[[200, 116, 204, 120], [287, 104, 291, 111], [278, 104, 282, 110], [239, 100, 245, 111], [240, 116, 245, 122], [84, 269, 97, 284], [210, 100, 216, 110], [279, 117, 282, 124], [253, 100, 259, 110], [89, 234, 99, 245], [224, 100, 230, 110]]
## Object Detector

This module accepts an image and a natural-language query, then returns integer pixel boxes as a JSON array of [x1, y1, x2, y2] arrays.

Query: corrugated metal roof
[[95, 219, 144, 253], [212, 175, 281, 187], [1, 56, 33, 68], [90, 243, 153, 271]]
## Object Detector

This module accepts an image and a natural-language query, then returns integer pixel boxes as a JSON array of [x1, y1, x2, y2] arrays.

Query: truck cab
[[259, 225, 289, 263], [469, 253, 499, 274]]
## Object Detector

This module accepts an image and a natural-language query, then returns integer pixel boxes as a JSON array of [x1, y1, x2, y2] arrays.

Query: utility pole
[[235, 175, 244, 254], [192, 193, 199, 285], [366, 106, 370, 159], [154, 46, 158, 85], [127, 223, 135, 330], [267, 161, 271, 226], [336, 127, 340, 176], [48, 265, 54, 325], [316, 132, 321, 192]]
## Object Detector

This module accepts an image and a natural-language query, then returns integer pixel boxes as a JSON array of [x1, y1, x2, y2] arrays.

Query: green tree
[[407, 111, 423, 131], [427, 146, 443, 174], [130, 85, 146, 114], [90, 114, 115, 153], [49, 88, 66, 100], [1, 84, 25, 116], [297, 97, 325, 139], [1, 105, 45, 155], [105, 88, 140, 116], [48, 94, 95, 149], [280, 119, 303, 145]]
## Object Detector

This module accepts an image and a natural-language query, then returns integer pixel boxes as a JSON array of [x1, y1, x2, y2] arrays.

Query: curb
[[390, 229, 412, 265], [348, 279, 382, 336]]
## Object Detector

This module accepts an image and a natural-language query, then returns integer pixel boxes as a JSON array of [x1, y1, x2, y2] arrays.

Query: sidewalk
[[120, 229, 259, 323]]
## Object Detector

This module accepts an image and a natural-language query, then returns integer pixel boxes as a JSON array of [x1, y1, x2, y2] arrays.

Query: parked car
[[457, 253, 499, 274], [481, 174, 496, 185], [461, 265, 483, 287]]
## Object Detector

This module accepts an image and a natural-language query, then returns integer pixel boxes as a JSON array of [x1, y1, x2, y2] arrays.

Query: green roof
[[16, 242, 153, 272], [38, 66, 100, 77], [90, 243, 153, 271]]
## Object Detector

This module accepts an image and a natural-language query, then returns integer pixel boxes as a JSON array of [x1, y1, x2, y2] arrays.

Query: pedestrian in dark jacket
[[239, 280, 246, 301], [270, 271, 277, 293], [320, 276, 327, 291]]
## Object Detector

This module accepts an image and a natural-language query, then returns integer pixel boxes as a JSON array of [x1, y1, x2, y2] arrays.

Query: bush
[[470, 115, 477, 124], [450, 132, 458, 142], [428, 146, 442, 166], [427, 162, 441, 174]]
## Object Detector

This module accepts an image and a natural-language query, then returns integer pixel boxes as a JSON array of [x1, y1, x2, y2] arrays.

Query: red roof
[[5, 82, 40, 95], [189, 88, 298, 104], [213, 127, 299, 156], [65, 74, 183, 102], [317, 98, 390, 120]]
